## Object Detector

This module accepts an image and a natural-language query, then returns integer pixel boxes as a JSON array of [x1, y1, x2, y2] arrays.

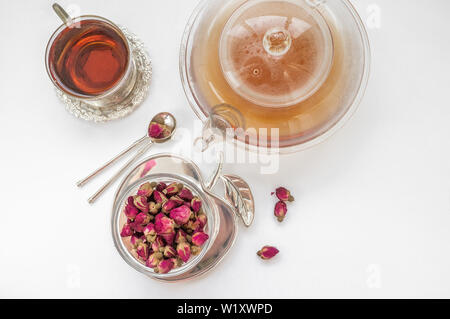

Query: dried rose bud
[[177, 242, 191, 263], [186, 219, 203, 232], [169, 196, 184, 206], [196, 213, 208, 229], [134, 195, 149, 213], [124, 204, 139, 220], [257, 246, 279, 260], [120, 224, 133, 237], [156, 258, 174, 274], [127, 196, 136, 206], [191, 245, 201, 256], [130, 235, 144, 248], [175, 229, 188, 244], [191, 197, 202, 213], [143, 223, 156, 242], [171, 257, 183, 268], [137, 182, 153, 197], [146, 252, 162, 268], [274, 201, 287, 222], [148, 122, 164, 139], [178, 188, 194, 201], [148, 201, 159, 214], [163, 182, 179, 196], [153, 191, 167, 204], [135, 212, 151, 225], [191, 231, 209, 246], [156, 182, 167, 192], [136, 242, 149, 260], [155, 214, 176, 244], [129, 221, 145, 233], [170, 205, 192, 225], [275, 187, 294, 202], [183, 201, 191, 209], [162, 200, 178, 213], [155, 214, 175, 232], [151, 236, 165, 252], [163, 246, 177, 258]]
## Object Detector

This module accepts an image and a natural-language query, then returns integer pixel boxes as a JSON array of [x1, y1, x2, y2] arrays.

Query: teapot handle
[[205, 151, 255, 227]]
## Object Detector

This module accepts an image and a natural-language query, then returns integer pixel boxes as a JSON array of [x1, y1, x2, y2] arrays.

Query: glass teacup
[[45, 9, 137, 108]]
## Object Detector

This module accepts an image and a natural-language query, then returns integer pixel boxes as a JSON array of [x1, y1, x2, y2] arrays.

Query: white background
[[1, 0, 449, 298]]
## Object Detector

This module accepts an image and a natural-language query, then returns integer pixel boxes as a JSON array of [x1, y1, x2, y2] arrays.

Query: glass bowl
[[180, 0, 371, 153], [111, 153, 238, 282]]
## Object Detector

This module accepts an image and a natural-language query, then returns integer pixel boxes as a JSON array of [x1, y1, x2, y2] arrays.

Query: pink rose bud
[[156, 182, 167, 192], [137, 182, 153, 197], [143, 223, 156, 241], [127, 196, 136, 207], [169, 196, 184, 206], [136, 242, 149, 260], [191, 197, 202, 213], [151, 236, 165, 252], [161, 232, 175, 245], [275, 187, 294, 202], [152, 191, 167, 204], [148, 201, 159, 214], [120, 224, 133, 237], [157, 258, 174, 274], [196, 213, 208, 229], [191, 231, 209, 246], [146, 252, 162, 268], [178, 188, 194, 201], [130, 235, 144, 248], [163, 182, 179, 196], [257, 246, 279, 260], [183, 201, 191, 209], [191, 245, 201, 256], [162, 200, 178, 213], [124, 204, 139, 220], [164, 246, 177, 258], [155, 214, 176, 245], [177, 242, 191, 263], [130, 221, 145, 233], [135, 212, 150, 225], [134, 195, 149, 213], [148, 122, 164, 138], [274, 201, 288, 222], [155, 214, 175, 233], [143, 223, 155, 236], [170, 205, 192, 225], [171, 257, 183, 268], [175, 229, 188, 244]]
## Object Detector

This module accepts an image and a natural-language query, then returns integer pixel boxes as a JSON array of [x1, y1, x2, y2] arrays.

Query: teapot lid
[[219, 0, 333, 107]]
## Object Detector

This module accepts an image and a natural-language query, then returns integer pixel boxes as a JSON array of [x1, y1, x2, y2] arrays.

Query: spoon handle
[[88, 140, 153, 204], [77, 136, 147, 188]]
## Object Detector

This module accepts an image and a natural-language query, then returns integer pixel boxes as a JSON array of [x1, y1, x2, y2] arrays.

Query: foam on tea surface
[[219, 0, 333, 107]]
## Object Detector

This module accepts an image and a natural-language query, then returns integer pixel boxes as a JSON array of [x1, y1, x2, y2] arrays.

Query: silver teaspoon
[[77, 112, 176, 204]]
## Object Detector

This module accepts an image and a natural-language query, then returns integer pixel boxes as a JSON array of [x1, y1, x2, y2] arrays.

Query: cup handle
[[52, 3, 73, 26]]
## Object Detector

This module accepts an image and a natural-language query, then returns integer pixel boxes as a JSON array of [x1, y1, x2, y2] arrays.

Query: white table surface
[[1, 0, 449, 298]]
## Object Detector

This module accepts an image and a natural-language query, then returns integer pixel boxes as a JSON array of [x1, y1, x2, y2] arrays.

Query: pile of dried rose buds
[[120, 181, 209, 274]]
